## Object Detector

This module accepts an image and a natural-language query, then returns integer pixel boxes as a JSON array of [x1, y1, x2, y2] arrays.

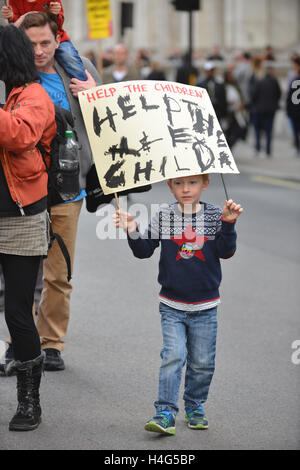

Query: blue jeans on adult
[[154, 303, 218, 415], [55, 41, 87, 81]]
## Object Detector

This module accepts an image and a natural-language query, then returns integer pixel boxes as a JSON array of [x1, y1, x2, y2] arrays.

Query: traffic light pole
[[188, 9, 193, 70], [171, 0, 199, 85]]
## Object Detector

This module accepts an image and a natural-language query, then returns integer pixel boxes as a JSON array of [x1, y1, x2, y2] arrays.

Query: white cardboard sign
[[79, 80, 239, 195]]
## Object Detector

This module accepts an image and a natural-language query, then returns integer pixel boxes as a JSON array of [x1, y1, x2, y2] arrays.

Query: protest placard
[[86, 0, 112, 39], [78, 80, 239, 195]]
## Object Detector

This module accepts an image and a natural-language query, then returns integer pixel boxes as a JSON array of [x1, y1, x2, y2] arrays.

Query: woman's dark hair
[[0, 24, 40, 91]]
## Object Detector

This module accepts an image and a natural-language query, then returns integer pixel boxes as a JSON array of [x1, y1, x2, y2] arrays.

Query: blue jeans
[[55, 41, 87, 81], [154, 303, 218, 415]]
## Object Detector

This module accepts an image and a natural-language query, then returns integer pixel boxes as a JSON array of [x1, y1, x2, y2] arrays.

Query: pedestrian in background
[[101, 42, 152, 203], [102, 43, 140, 84], [197, 62, 227, 122], [0, 24, 56, 431], [250, 65, 281, 157], [176, 51, 198, 85], [223, 66, 248, 149], [286, 56, 300, 157], [145, 60, 166, 81], [233, 51, 252, 114]]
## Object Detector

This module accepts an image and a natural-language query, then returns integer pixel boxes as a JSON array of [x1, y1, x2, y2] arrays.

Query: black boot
[[9, 353, 44, 431]]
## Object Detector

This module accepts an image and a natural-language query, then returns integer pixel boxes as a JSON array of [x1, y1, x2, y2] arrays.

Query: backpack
[[37, 105, 80, 207], [37, 105, 80, 281]]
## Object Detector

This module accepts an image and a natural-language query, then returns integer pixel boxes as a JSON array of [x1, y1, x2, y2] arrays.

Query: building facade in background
[[58, 0, 300, 60], [0, 0, 299, 61]]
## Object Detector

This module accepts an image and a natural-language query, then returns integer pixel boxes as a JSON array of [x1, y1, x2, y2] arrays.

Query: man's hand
[[222, 199, 243, 222], [113, 209, 137, 234], [1, 6, 13, 21], [69, 70, 96, 97], [49, 2, 62, 15]]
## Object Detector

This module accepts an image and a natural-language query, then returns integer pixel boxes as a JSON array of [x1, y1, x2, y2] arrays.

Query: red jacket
[[0, 83, 56, 210], [8, 0, 69, 42]]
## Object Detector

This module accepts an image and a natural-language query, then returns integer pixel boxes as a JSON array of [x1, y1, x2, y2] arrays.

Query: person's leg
[[288, 117, 298, 149], [0, 302, 37, 375], [154, 303, 187, 415], [55, 41, 87, 81], [37, 200, 82, 354], [184, 307, 218, 413], [144, 304, 186, 434], [0, 253, 44, 431], [293, 119, 300, 154], [264, 112, 275, 157], [0, 262, 4, 312], [1, 253, 41, 361], [252, 113, 261, 154], [34, 257, 44, 314]]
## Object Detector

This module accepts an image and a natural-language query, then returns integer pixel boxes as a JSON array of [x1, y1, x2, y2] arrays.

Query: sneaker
[[43, 348, 65, 371], [144, 411, 176, 435], [185, 405, 208, 430], [0, 343, 16, 376]]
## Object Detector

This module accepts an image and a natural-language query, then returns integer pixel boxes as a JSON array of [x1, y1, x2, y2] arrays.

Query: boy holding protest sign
[[114, 174, 243, 435]]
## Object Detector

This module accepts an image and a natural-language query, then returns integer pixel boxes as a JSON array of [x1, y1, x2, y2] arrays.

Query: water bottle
[[59, 130, 80, 200]]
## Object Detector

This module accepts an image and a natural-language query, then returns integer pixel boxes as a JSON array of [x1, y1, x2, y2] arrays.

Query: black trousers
[[252, 111, 275, 156], [0, 253, 41, 361], [290, 117, 300, 151]]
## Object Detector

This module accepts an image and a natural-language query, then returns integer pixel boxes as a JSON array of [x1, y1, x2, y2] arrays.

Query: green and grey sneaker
[[185, 405, 208, 430], [144, 411, 176, 435]]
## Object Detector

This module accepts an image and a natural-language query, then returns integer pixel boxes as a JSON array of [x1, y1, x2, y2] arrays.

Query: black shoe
[[43, 348, 65, 371], [0, 343, 16, 376]]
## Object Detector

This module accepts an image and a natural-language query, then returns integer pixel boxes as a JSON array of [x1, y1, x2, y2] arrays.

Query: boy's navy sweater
[[127, 202, 237, 306]]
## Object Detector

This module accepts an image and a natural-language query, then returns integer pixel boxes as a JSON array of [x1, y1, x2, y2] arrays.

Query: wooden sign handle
[[114, 192, 120, 210]]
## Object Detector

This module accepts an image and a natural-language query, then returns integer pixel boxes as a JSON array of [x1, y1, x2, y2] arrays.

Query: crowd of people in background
[[83, 43, 300, 160]]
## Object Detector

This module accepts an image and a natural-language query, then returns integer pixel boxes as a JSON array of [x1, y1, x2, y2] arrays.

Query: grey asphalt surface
[[0, 131, 300, 450]]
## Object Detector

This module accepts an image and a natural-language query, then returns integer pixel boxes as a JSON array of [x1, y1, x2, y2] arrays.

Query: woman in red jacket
[[1, 1, 87, 80], [0, 24, 56, 431]]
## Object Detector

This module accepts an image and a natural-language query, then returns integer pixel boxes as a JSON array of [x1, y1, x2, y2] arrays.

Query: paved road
[[0, 169, 299, 450]]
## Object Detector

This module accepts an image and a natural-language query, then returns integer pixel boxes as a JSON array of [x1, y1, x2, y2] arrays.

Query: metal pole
[[187, 9, 197, 85], [188, 9, 192, 70], [220, 174, 232, 214]]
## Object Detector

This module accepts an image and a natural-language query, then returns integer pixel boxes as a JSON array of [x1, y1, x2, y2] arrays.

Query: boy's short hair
[[200, 173, 210, 183], [169, 174, 210, 183], [20, 12, 58, 38]]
